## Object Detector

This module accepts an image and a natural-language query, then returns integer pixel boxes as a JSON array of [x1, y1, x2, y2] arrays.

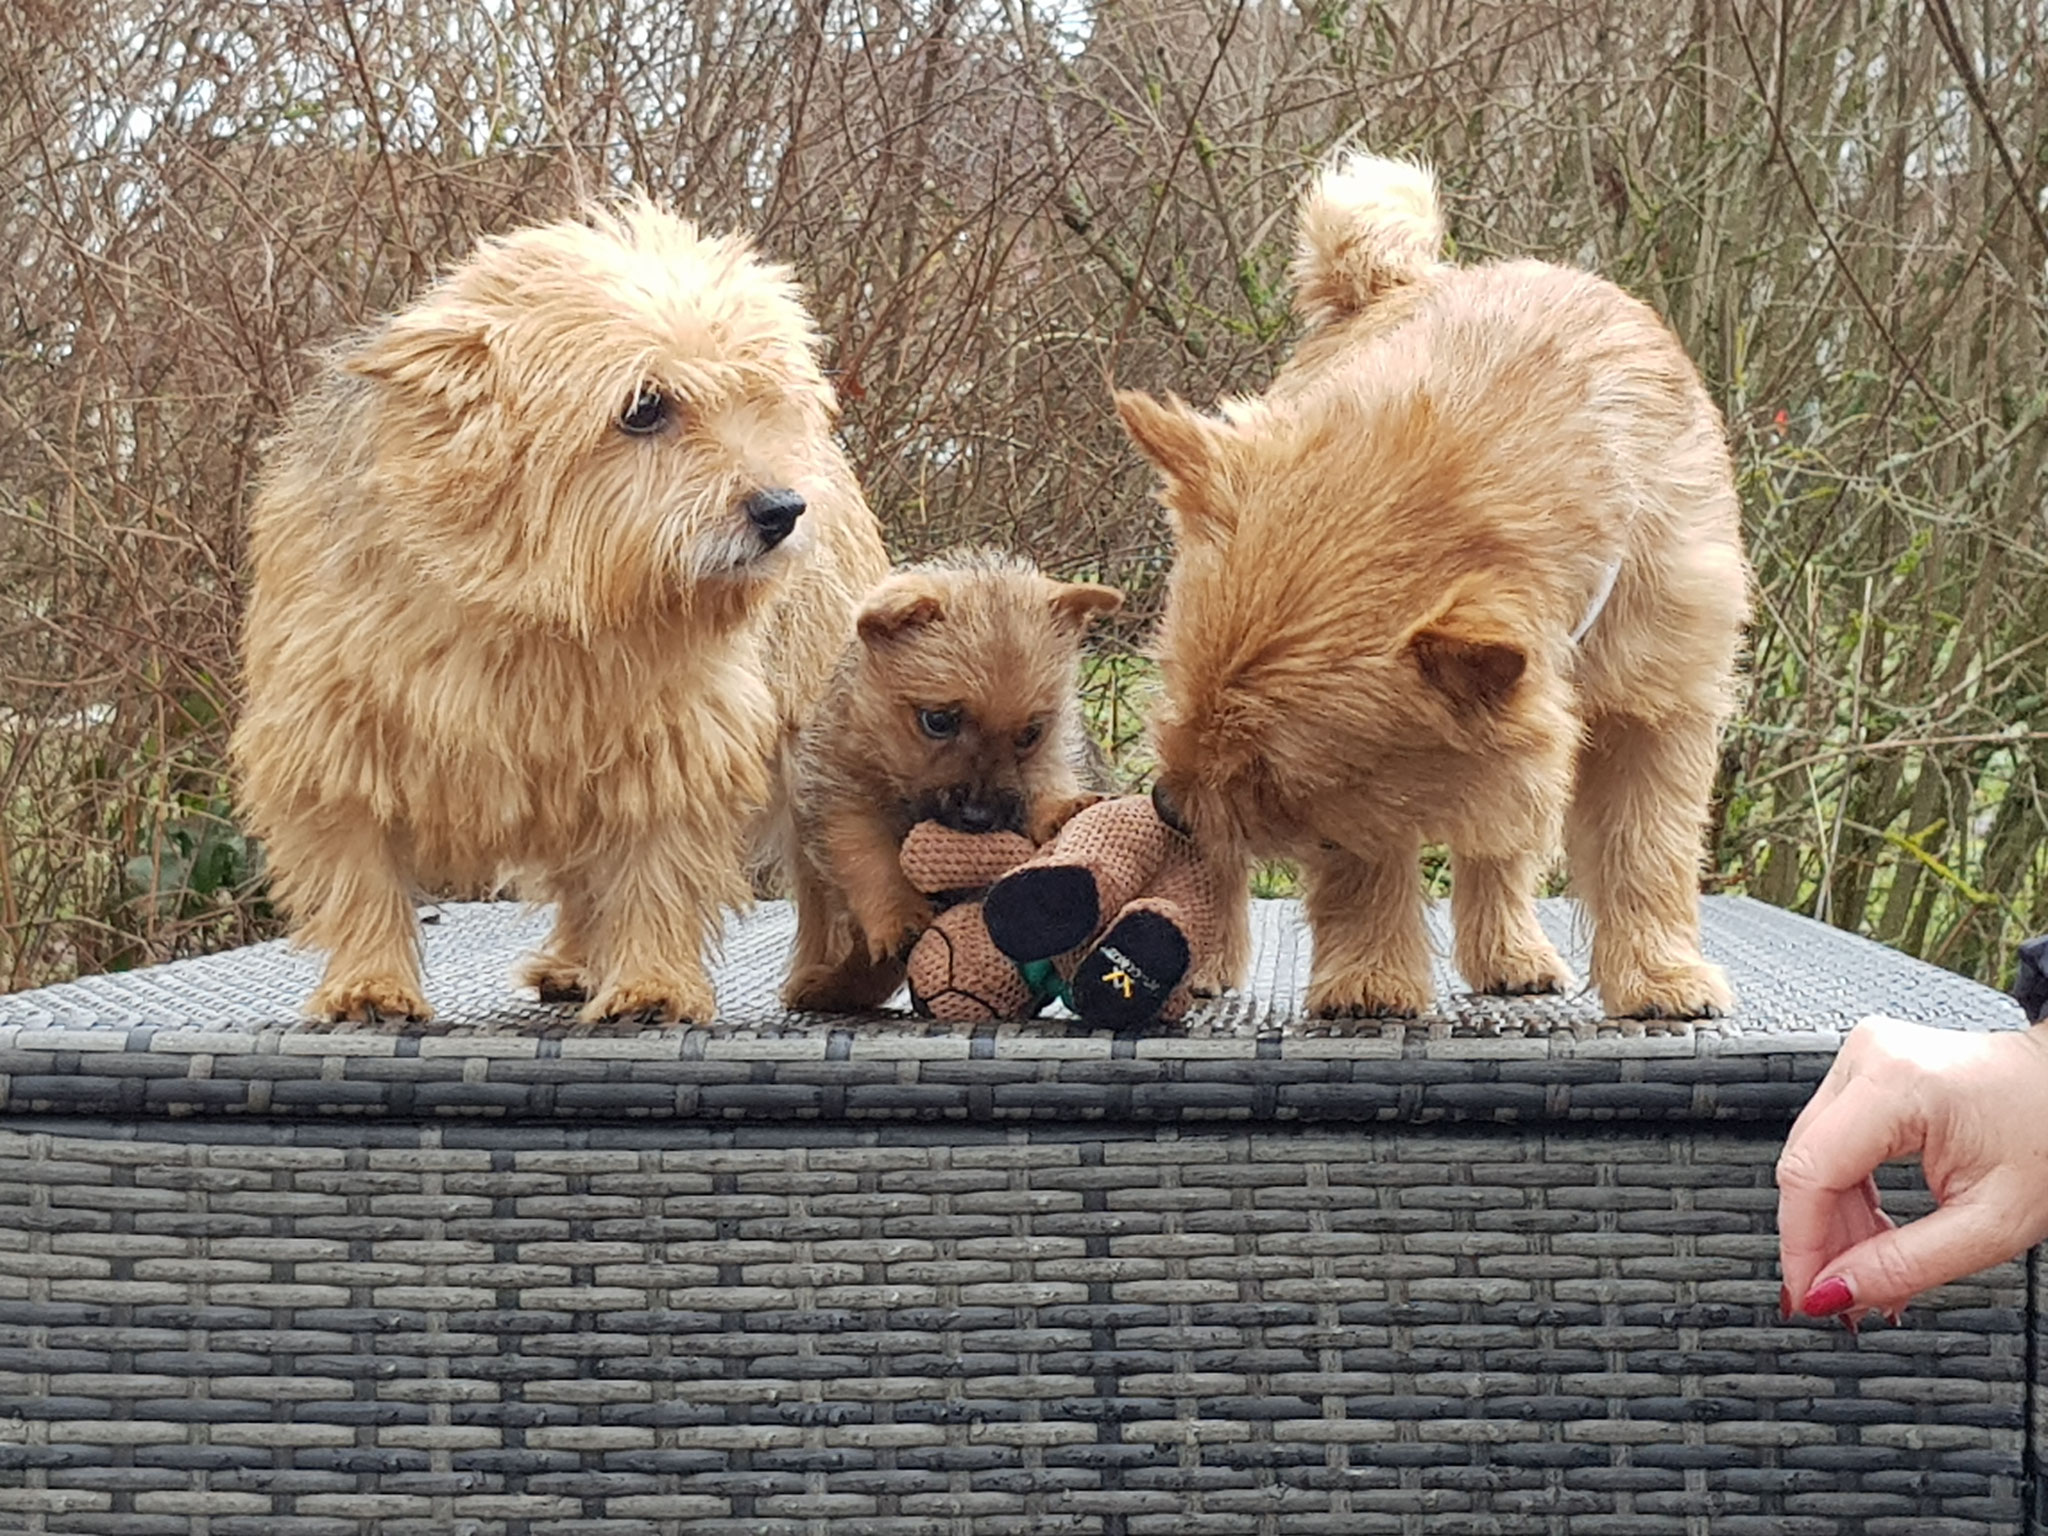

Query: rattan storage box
[[0, 898, 2037, 1536]]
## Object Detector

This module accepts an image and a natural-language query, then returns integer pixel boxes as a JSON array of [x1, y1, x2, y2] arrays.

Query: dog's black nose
[[932, 787, 1022, 836], [1151, 779, 1190, 835], [951, 801, 1000, 833], [743, 488, 806, 548]]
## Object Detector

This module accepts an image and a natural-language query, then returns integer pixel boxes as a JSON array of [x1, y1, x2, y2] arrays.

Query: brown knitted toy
[[984, 794, 1225, 1029], [898, 822, 1045, 1022]]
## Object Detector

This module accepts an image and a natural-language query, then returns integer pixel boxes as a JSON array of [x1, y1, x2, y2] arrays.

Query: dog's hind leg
[[516, 887, 594, 1004], [1565, 709, 1732, 1020]]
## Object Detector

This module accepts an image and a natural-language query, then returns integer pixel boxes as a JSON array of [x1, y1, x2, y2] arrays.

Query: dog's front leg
[[820, 810, 932, 969], [280, 812, 431, 1026], [1450, 849, 1573, 997], [577, 817, 744, 1026], [781, 823, 909, 1013], [1565, 709, 1732, 1020], [1300, 836, 1433, 1018], [1191, 848, 1253, 996]]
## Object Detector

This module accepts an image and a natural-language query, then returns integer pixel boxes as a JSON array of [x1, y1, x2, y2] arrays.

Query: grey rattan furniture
[[0, 897, 2037, 1535]]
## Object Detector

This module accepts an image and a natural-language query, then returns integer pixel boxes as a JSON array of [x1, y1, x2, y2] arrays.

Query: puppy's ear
[[1114, 391, 1237, 544], [1406, 585, 1528, 712], [857, 574, 946, 645], [346, 302, 498, 408], [1047, 581, 1124, 630]]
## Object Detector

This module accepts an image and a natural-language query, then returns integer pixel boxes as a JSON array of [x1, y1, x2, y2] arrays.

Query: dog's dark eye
[[1015, 720, 1045, 752], [618, 386, 670, 436], [917, 707, 961, 741]]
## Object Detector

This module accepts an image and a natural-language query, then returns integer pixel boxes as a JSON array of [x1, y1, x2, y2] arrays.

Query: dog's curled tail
[[1289, 152, 1444, 329]]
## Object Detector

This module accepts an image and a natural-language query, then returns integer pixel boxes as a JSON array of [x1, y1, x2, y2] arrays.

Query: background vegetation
[[2, 0, 2043, 990]]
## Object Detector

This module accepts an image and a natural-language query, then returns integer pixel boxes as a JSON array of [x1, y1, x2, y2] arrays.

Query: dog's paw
[[1306, 967, 1432, 1019], [1600, 958, 1732, 1021], [862, 899, 934, 965], [782, 960, 901, 1015], [579, 974, 715, 1027], [1188, 949, 1245, 999], [307, 976, 433, 1028], [782, 966, 847, 1013], [1462, 940, 1575, 998], [516, 953, 590, 1005]]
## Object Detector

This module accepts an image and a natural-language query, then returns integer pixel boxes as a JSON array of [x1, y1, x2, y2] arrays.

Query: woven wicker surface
[[0, 898, 2021, 1125], [0, 902, 2034, 1534], [2035, 1259, 2047, 1532], [0, 1119, 2025, 1536]]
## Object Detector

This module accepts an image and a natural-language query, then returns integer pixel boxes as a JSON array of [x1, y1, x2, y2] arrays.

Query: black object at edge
[[2013, 935, 2048, 1022]]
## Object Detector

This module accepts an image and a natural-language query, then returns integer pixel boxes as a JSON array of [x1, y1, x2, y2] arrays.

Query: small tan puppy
[[234, 202, 888, 1026], [1126, 153, 1749, 1020], [782, 551, 1122, 1011]]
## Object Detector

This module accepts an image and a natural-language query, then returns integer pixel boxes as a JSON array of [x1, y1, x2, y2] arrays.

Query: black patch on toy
[[1070, 910, 1189, 1029], [984, 866, 1100, 962]]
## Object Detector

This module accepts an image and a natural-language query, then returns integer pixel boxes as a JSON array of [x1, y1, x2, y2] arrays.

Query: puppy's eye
[[618, 386, 670, 436], [1015, 720, 1046, 752], [916, 707, 961, 741]]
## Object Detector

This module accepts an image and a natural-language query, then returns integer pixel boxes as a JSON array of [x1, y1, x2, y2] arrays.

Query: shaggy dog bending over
[[1128, 153, 1749, 1020]]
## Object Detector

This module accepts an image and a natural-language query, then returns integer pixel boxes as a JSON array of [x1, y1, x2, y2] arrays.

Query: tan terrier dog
[[1126, 152, 1750, 1020], [234, 201, 888, 1026], [781, 551, 1123, 1012]]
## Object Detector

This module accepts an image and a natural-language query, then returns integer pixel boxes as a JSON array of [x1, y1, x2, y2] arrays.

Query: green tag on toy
[[1017, 958, 1071, 1010]]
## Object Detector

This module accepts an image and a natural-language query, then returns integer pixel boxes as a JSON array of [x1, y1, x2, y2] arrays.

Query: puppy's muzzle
[[927, 786, 1025, 836], [742, 488, 806, 550]]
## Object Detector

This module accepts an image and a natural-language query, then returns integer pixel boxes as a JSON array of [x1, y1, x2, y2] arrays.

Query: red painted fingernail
[[1838, 1312, 1859, 1337], [1778, 1284, 1792, 1321], [1802, 1276, 1855, 1316], [1885, 1307, 1904, 1328]]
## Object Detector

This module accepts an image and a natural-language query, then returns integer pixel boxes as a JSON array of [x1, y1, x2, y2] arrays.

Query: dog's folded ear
[[1113, 391, 1239, 544], [1406, 583, 1529, 711], [1047, 581, 1124, 630], [857, 574, 947, 644], [346, 302, 498, 408]]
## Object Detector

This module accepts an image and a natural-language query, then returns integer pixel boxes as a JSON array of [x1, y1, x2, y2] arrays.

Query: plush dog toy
[[901, 795, 1223, 1029], [898, 823, 1043, 1023]]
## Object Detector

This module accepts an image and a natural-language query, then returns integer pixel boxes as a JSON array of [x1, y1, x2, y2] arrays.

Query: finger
[[1777, 1070, 1921, 1196], [1785, 1016, 1927, 1144], [1777, 1176, 1889, 1307], [1779, 1180, 1896, 1310], [1800, 1190, 2030, 1316], [1776, 1076, 1920, 1298], [1783, 1056, 1851, 1145]]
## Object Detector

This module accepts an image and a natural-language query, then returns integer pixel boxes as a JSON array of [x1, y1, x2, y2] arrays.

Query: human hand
[[1776, 1015, 2048, 1323]]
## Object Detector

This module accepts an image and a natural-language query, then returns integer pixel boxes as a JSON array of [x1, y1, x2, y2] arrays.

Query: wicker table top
[[0, 897, 2020, 1125]]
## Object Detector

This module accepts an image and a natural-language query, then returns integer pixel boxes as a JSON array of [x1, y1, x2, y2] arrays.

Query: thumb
[[1800, 1189, 2025, 1316]]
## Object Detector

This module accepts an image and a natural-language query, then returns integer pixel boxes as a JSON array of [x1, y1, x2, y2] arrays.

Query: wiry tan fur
[[1126, 150, 1750, 1021], [1287, 154, 1445, 329], [234, 201, 887, 1026], [782, 551, 1122, 1012]]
